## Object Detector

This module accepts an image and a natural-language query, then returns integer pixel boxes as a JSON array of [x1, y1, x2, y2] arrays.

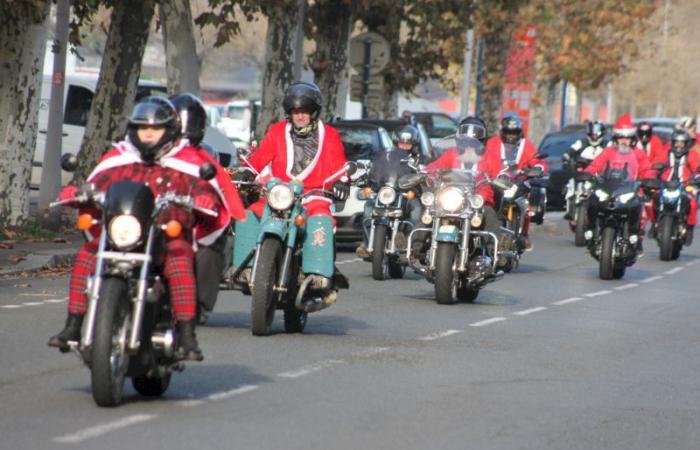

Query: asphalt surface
[[2, 217, 700, 449]]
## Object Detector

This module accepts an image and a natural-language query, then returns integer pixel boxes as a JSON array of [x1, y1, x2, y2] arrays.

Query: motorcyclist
[[480, 115, 548, 250], [562, 121, 607, 220], [48, 97, 224, 360], [648, 128, 700, 244], [355, 124, 424, 259], [636, 121, 664, 162], [235, 81, 349, 304], [170, 93, 247, 325], [584, 113, 654, 251]]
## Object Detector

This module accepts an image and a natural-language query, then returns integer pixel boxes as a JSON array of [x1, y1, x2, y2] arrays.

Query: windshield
[[338, 127, 383, 161]]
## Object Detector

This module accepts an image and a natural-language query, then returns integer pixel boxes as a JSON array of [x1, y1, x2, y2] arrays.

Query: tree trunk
[[309, 0, 351, 121], [160, 0, 201, 96], [73, 0, 156, 184], [257, 0, 301, 139], [0, 2, 50, 229], [478, 28, 511, 134], [528, 76, 558, 145]]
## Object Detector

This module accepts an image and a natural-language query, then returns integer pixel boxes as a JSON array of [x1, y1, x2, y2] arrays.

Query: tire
[[658, 215, 675, 261], [371, 224, 388, 280], [132, 373, 171, 397], [599, 226, 616, 280], [457, 285, 479, 303], [91, 277, 131, 407], [434, 242, 458, 305], [613, 265, 626, 279], [574, 204, 587, 247], [251, 238, 281, 336], [283, 255, 307, 334]]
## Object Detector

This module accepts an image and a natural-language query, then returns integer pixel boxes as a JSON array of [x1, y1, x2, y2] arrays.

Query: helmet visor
[[458, 123, 486, 141], [456, 136, 485, 155]]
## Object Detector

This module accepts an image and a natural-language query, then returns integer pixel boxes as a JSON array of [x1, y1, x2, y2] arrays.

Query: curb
[[0, 249, 76, 277]]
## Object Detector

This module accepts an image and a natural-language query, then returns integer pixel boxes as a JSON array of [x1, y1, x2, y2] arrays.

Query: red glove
[[194, 193, 218, 215], [58, 185, 79, 201]]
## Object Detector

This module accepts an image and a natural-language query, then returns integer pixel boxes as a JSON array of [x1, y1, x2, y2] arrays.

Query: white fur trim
[[302, 195, 332, 205], [196, 225, 226, 246]]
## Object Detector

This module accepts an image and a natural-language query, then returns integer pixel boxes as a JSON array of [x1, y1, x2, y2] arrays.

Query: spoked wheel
[[574, 204, 587, 247], [132, 373, 171, 397], [91, 277, 131, 407], [434, 242, 458, 305], [371, 224, 389, 280], [251, 238, 281, 336]]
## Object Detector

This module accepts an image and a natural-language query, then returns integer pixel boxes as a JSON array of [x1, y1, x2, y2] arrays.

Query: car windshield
[[227, 106, 247, 120], [337, 127, 382, 161], [538, 133, 583, 158]]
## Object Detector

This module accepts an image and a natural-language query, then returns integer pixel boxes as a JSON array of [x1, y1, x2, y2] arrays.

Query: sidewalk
[[0, 232, 82, 277]]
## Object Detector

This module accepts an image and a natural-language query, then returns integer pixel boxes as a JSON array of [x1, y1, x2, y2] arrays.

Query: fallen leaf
[[52, 237, 68, 243], [8, 254, 26, 263], [0, 242, 14, 249], [13, 283, 31, 288]]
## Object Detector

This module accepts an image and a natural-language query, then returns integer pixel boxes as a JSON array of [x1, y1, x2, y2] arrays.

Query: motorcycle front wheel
[[658, 215, 679, 261], [251, 238, 282, 336], [371, 224, 388, 280], [434, 242, 458, 305], [91, 277, 131, 407], [599, 226, 617, 280], [574, 204, 587, 247]]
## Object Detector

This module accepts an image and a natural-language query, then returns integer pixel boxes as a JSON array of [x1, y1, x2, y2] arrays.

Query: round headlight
[[469, 194, 484, 209], [503, 184, 518, 199], [108, 215, 142, 249], [436, 187, 465, 212], [421, 191, 435, 206], [595, 189, 610, 201], [268, 184, 294, 210], [470, 214, 483, 228], [377, 186, 397, 205]]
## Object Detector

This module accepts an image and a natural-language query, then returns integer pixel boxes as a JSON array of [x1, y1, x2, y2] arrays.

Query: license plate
[[439, 225, 457, 234]]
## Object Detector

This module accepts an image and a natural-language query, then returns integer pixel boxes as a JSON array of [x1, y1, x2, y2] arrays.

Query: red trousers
[[68, 238, 197, 321]]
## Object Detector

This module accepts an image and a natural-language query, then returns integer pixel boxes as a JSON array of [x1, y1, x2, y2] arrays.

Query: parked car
[[330, 121, 394, 242], [411, 112, 458, 143], [346, 119, 435, 161], [219, 99, 260, 148]]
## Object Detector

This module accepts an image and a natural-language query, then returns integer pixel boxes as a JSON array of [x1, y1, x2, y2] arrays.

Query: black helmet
[[501, 115, 523, 145], [587, 120, 606, 146], [637, 121, 653, 144], [457, 116, 488, 145], [395, 125, 420, 155], [282, 81, 323, 120], [670, 128, 692, 158], [170, 93, 207, 146], [127, 96, 181, 162]]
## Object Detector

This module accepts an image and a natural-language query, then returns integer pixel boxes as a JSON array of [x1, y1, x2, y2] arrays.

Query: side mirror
[[525, 166, 544, 178], [199, 162, 217, 181], [61, 153, 78, 172], [534, 152, 549, 160], [345, 161, 357, 177]]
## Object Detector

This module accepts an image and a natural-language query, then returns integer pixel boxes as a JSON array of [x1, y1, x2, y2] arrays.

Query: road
[[1, 220, 700, 449]]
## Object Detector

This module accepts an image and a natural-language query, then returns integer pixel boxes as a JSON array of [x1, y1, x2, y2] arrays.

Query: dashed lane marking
[[417, 329, 463, 341], [685, 260, 699, 267], [208, 385, 259, 401], [641, 275, 664, 283], [277, 359, 346, 379], [614, 283, 638, 290], [583, 290, 612, 298], [552, 297, 584, 306], [53, 414, 156, 444], [22, 302, 43, 306], [512, 306, 548, 316], [44, 298, 67, 303], [469, 317, 507, 327], [1, 305, 22, 309], [664, 267, 684, 275], [336, 257, 363, 265]]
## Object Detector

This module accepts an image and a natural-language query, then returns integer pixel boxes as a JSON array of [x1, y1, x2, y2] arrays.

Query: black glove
[[332, 180, 350, 201], [232, 169, 255, 182]]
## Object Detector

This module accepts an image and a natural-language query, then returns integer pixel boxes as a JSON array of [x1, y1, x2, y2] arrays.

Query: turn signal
[[686, 185, 694, 193], [406, 191, 416, 200], [294, 215, 305, 227], [77, 213, 93, 231], [421, 214, 433, 225], [164, 220, 182, 238], [363, 187, 373, 197]]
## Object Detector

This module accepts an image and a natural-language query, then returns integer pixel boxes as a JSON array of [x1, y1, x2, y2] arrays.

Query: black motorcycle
[[563, 157, 595, 246], [581, 165, 642, 280], [52, 155, 217, 407]]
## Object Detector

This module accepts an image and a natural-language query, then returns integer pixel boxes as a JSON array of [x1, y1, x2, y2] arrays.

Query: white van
[[33, 73, 237, 189]]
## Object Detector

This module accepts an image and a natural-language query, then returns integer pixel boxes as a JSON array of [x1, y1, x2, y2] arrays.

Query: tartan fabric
[[67, 240, 98, 314], [162, 239, 197, 321]]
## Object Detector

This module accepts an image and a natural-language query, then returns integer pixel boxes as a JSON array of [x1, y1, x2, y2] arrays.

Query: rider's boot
[[47, 313, 84, 352], [684, 225, 694, 246], [176, 321, 203, 361]]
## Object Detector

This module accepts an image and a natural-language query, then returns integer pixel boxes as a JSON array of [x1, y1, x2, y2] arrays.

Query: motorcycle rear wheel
[[251, 238, 281, 336], [91, 277, 131, 407]]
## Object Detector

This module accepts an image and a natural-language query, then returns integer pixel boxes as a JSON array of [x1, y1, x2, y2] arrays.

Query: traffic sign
[[349, 31, 390, 75]]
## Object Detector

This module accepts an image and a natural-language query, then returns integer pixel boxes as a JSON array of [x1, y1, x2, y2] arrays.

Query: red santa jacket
[[245, 121, 348, 202], [655, 150, 700, 182], [84, 139, 231, 245], [584, 145, 654, 180], [636, 135, 664, 163], [480, 136, 548, 179], [424, 148, 495, 206]]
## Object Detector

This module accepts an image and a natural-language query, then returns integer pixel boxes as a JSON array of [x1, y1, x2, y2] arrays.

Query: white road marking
[[1, 305, 22, 309], [208, 384, 259, 401], [641, 275, 664, 283], [336, 257, 362, 265], [19, 293, 56, 297], [277, 359, 345, 379], [664, 267, 684, 275], [53, 414, 156, 443], [685, 260, 698, 267], [22, 302, 43, 306], [583, 290, 612, 298], [512, 306, 548, 316], [552, 297, 583, 306], [417, 329, 463, 341], [175, 399, 205, 407], [44, 298, 67, 303], [469, 317, 507, 327], [614, 283, 638, 290], [353, 347, 390, 357]]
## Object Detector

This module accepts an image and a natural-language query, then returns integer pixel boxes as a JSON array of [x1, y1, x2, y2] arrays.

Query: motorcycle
[[231, 163, 356, 336], [51, 154, 217, 407], [581, 165, 642, 280], [405, 167, 502, 305], [491, 160, 547, 272], [563, 156, 594, 246], [363, 155, 420, 280]]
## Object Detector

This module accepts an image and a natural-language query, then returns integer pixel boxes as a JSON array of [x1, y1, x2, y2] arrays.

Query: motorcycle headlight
[[377, 186, 397, 206], [436, 187, 465, 212], [268, 184, 294, 211], [662, 189, 680, 200], [108, 215, 142, 249], [503, 184, 518, 199], [617, 192, 636, 204], [420, 191, 435, 206], [469, 194, 484, 209], [470, 214, 483, 228], [583, 180, 593, 191], [595, 189, 610, 201]]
